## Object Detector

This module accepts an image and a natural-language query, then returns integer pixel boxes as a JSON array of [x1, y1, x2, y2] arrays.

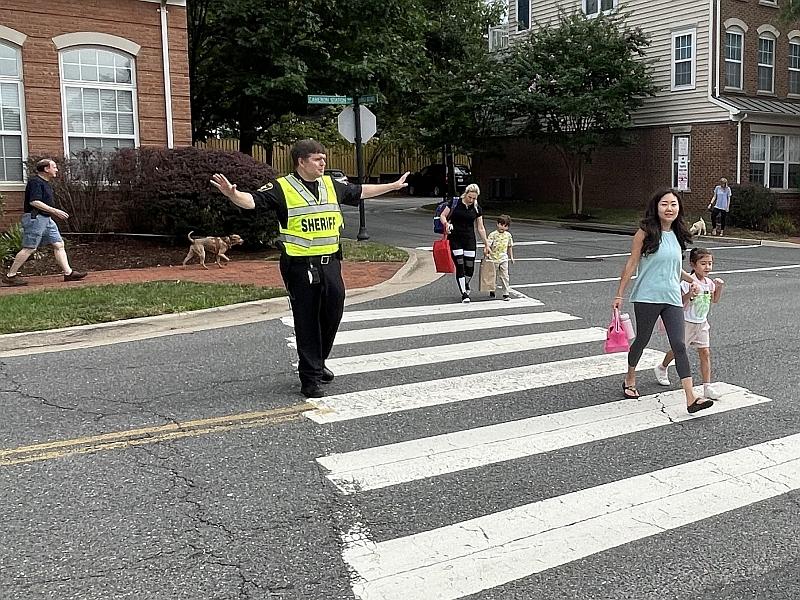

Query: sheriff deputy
[[211, 139, 409, 398]]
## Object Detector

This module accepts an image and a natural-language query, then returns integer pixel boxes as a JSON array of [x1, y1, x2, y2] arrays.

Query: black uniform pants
[[279, 253, 346, 387]]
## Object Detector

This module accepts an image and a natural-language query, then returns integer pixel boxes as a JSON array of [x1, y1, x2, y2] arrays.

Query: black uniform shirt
[[449, 200, 482, 239], [250, 172, 362, 229]]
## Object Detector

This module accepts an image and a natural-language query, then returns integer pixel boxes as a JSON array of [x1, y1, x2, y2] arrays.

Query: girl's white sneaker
[[704, 383, 723, 400], [654, 364, 671, 386]]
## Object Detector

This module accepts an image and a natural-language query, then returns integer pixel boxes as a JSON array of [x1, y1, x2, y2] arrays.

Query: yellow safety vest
[[277, 174, 343, 257]]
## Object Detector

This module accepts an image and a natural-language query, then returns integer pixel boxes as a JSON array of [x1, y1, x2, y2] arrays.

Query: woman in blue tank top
[[612, 189, 714, 414]]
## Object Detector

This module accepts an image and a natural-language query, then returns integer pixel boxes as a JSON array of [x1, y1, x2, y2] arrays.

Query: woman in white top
[[708, 177, 732, 236]]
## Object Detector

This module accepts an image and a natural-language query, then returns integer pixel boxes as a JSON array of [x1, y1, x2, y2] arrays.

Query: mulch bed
[[15, 236, 279, 276]]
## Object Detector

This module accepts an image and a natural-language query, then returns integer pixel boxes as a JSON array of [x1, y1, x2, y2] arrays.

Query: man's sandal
[[623, 383, 640, 399]]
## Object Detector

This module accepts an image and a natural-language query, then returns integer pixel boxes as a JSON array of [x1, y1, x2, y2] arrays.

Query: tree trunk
[[576, 157, 585, 215], [238, 100, 256, 156]]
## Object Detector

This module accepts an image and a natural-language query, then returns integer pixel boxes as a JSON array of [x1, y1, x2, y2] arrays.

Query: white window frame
[[790, 39, 800, 96], [58, 45, 140, 157], [671, 29, 697, 91], [583, 0, 617, 18], [0, 39, 28, 186], [488, 25, 509, 52], [724, 28, 744, 90], [757, 35, 776, 93], [672, 134, 691, 190], [749, 132, 800, 189]]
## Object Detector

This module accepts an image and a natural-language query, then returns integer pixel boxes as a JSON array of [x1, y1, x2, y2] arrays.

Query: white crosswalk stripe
[[304, 350, 662, 423], [287, 310, 580, 347], [318, 383, 770, 493], [280, 296, 544, 327], [343, 432, 800, 600], [324, 327, 607, 375], [281, 296, 781, 600]]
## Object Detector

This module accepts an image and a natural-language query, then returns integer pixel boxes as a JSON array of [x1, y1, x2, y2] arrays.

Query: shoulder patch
[[257, 182, 274, 192]]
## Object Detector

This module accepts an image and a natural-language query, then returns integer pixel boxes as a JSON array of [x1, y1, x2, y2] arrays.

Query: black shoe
[[64, 270, 87, 282], [1, 273, 27, 286], [687, 398, 713, 414], [489, 291, 496, 299], [321, 367, 334, 383], [301, 384, 323, 398]]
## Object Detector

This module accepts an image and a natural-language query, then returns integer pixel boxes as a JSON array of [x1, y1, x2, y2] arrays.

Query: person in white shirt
[[654, 247, 725, 399], [708, 177, 732, 236]]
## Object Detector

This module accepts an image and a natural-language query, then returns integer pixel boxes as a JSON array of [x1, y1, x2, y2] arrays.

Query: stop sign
[[338, 105, 377, 144]]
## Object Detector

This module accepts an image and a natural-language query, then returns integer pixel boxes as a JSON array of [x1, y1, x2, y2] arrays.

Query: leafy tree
[[187, 0, 504, 174], [413, 0, 505, 154], [497, 10, 656, 215], [779, 1, 800, 22], [188, 0, 329, 156]]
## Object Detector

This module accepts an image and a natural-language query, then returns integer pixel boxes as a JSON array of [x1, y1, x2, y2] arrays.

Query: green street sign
[[307, 94, 378, 105], [307, 95, 352, 105]]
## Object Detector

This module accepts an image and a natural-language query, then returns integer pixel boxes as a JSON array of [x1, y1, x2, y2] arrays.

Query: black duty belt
[[283, 252, 340, 266]]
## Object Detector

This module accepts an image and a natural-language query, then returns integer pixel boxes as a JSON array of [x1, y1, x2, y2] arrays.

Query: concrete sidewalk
[[0, 249, 440, 357]]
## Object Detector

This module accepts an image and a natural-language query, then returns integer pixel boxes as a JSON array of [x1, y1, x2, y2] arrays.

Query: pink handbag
[[604, 309, 630, 354]]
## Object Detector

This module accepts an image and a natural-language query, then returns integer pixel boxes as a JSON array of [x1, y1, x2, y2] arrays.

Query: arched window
[[724, 26, 744, 90], [789, 32, 800, 95], [756, 26, 779, 94], [59, 46, 137, 154], [0, 41, 24, 182]]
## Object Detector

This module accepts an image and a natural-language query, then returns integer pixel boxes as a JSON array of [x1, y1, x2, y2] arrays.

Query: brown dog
[[183, 231, 244, 269]]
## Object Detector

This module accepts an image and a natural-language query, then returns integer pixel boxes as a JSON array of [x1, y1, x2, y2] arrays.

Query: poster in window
[[677, 156, 689, 191]]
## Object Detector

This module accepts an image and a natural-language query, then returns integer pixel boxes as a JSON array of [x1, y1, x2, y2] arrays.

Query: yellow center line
[[0, 402, 314, 467]]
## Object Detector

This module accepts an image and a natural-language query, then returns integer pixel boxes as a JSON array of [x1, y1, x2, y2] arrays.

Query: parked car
[[324, 169, 349, 185], [406, 163, 473, 197]]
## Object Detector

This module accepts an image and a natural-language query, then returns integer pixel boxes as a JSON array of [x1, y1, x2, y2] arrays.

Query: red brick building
[[0, 0, 191, 228], [479, 0, 800, 215]]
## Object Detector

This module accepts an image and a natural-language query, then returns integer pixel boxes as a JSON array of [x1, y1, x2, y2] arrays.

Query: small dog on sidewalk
[[689, 217, 707, 236], [183, 231, 244, 269]]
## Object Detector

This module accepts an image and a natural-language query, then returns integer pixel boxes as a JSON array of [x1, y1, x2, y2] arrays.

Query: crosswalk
[[279, 288, 792, 600]]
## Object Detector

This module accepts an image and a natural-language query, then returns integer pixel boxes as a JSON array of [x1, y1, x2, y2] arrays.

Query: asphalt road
[[1, 197, 798, 599]]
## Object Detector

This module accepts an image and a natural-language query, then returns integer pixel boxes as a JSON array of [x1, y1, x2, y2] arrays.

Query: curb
[[0, 249, 440, 357]]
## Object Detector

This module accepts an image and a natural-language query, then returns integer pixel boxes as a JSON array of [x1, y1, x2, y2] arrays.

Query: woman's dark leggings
[[711, 207, 727, 231], [450, 236, 476, 294], [629, 303, 691, 379]]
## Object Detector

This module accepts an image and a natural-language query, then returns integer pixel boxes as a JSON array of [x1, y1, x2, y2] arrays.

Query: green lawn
[[340, 239, 408, 261], [0, 281, 286, 334]]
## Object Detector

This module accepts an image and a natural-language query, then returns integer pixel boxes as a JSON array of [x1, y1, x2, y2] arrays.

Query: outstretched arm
[[360, 172, 410, 199], [210, 173, 256, 209]]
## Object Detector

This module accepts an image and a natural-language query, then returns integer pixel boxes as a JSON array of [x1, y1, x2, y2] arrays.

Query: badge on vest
[[257, 182, 274, 191]]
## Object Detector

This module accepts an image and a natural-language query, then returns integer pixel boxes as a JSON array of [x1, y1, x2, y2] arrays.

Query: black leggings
[[629, 303, 691, 380], [449, 235, 476, 294], [711, 207, 727, 231]]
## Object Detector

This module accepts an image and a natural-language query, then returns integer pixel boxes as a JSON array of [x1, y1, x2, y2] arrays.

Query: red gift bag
[[604, 308, 630, 354], [432, 234, 455, 273]]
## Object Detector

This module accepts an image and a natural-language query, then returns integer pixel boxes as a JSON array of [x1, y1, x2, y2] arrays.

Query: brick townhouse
[[478, 0, 800, 215], [0, 0, 191, 228]]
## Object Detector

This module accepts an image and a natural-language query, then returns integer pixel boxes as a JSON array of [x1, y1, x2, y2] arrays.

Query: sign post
[[352, 95, 369, 240], [310, 94, 378, 241]]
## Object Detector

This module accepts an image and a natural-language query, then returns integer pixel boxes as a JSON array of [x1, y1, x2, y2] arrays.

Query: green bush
[[764, 212, 799, 236], [0, 223, 43, 267], [729, 184, 777, 231], [111, 147, 279, 248]]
